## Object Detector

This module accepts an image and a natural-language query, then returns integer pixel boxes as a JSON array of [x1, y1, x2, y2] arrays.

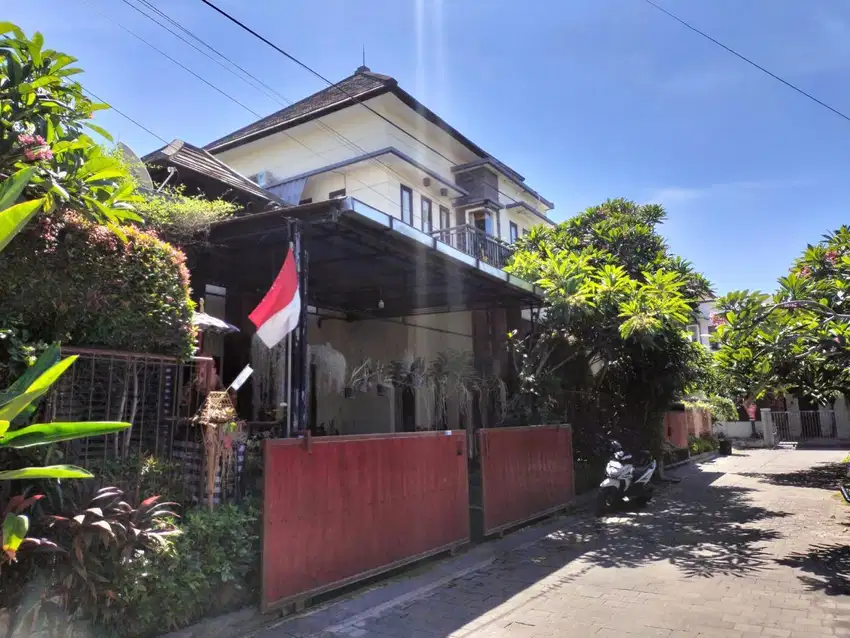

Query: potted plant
[[373, 362, 393, 397], [344, 358, 373, 399]]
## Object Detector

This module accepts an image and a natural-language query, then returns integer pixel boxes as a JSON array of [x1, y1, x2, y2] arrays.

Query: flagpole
[[285, 331, 292, 438], [294, 221, 310, 434]]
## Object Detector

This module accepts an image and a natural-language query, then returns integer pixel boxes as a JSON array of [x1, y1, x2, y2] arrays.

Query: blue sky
[[10, 0, 850, 295]]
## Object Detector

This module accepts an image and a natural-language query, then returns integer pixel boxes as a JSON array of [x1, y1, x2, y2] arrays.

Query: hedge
[[0, 212, 195, 359]]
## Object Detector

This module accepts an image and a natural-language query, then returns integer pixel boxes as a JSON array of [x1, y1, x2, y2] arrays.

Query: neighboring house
[[204, 65, 555, 270], [687, 299, 719, 352]]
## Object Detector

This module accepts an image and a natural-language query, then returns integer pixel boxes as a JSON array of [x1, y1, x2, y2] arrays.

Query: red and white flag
[[248, 246, 301, 348]]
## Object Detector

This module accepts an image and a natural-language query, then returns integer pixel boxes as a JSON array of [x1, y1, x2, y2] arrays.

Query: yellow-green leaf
[[0, 198, 44, 253], [0, 465, 93, 480], [0, 355, 77, 422], [0, 421, 130, 448]]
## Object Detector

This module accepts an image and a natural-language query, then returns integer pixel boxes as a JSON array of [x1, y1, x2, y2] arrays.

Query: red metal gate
[[261, 431, 469, 612], [479, 425, 574, 536]]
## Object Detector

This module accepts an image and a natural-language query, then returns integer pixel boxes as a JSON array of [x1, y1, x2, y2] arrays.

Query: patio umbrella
[[192, 312, 240, 335]]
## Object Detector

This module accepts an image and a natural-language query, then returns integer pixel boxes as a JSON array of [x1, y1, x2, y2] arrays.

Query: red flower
[[710, 313, 727, 326]]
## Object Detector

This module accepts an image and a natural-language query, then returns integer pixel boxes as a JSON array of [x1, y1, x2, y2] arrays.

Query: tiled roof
[[143, 139, 287, 206], [203, 68, 395, 152]]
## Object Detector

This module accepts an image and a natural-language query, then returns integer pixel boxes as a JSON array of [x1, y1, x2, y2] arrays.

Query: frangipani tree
[[506, 199, 712, 457], [713, 226, 850, 404]]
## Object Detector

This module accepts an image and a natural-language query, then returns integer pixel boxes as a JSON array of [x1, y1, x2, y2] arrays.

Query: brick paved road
[[265, 449, 850, 638]]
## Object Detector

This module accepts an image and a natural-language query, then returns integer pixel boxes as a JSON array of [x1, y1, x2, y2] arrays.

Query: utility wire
[[84, 0, 423, 216], [79, 85, 169, 144], [81, 0, 263, 118], [640, 0, 850, 125], [196, 0, 535, 211], [120, 0, 284, 108]]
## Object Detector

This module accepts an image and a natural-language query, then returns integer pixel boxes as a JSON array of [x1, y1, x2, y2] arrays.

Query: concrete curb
[[665, 450, 718, 471]]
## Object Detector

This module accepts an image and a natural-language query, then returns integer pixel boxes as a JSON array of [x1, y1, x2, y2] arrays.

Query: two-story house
[[204, 65, 554, 268], [147, 66, 554, 438]]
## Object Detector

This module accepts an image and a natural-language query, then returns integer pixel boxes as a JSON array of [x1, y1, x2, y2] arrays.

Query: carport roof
[[205, 198, 543, 317]]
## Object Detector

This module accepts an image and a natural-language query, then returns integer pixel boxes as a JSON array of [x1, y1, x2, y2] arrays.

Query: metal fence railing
[[772, 410, 837, 441], [432, 224, 514, 269]]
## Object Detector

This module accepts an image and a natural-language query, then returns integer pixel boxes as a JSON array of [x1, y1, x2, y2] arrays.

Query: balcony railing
[[432, 224, 514, 270]]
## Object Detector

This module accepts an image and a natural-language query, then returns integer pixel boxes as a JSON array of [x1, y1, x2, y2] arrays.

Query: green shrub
[[105, 503, 260, 637], [682, 396, 738, 423], [0, 212, 195, 359], [688, 434, 719, 456], [135, 185, 237, 247]]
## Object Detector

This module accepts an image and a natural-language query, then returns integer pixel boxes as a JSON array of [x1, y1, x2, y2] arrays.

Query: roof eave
[[205, 85, 392, 154]]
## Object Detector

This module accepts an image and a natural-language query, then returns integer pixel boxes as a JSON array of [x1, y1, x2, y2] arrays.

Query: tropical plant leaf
[[0, 465, 93, 480], [0, 344, 60, 412], [2, 513, 29, 552], [0, 167, 36, 211], [0, 198, 44, 253], [0, 355, 78, 422], [0, 421, 130, 448]]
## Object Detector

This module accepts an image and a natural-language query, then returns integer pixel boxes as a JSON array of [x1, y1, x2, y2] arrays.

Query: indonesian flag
[[249, 246, 300, 348]]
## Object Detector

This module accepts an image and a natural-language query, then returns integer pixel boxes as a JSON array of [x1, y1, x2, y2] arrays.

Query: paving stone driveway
[[264, 449, 850, 638]]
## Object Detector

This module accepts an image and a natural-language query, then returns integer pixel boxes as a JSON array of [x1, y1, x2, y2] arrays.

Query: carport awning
[[204, 198, 542, 317]]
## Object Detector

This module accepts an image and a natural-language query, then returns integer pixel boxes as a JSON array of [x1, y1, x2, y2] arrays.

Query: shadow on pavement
[[532, 468, 788, 580], [778, 543, 850, 595], [266, 466, 792, 637], [739, 461, 847, 491]]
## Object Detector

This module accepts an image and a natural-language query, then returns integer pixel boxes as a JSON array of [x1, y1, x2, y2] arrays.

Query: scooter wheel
[[596, 487, 618, 516], [633, 487, 654, 507]]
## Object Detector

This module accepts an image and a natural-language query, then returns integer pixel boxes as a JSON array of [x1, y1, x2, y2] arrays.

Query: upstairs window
[[400, 185, 413, 225], [329, 188, 346, 199], [421, 197, 433, 233], [509, 222, 519, 243], [440, 206, 451, 229]]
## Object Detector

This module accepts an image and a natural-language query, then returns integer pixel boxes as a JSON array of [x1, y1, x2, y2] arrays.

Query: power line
[[196, 0, 534, 211], [114, 0, 456, 220], [119, 0, 284, 107], [82, 0, 419, 216], [79, 85, 169, 144], [81, 0, 263, 118], [640, 0, 850, 126]]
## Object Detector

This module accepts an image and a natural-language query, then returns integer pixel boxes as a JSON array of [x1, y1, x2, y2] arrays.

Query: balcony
[[431, 225, 514, 270]]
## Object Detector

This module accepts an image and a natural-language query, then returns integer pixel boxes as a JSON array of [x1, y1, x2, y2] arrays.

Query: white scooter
[[596, 440, 657, 516]]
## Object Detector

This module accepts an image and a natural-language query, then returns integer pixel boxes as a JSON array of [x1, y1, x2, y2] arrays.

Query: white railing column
[[761, 408, 774, 447]]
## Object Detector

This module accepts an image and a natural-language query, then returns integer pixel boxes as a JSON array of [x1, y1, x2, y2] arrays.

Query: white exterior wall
[[307, 311, 473, 435], [213, 94, 553, 240], [715, 421, 764, 439], [214, 105, 388, 179]]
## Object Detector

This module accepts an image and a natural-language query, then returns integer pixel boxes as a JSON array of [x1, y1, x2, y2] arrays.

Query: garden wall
[[663, 412, 689, 449], [716, 420, 764, 439]]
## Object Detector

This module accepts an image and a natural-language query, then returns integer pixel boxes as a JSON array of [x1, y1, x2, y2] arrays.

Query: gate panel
[[261, 431, 468, 612], [479, 425, 574, 536]]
